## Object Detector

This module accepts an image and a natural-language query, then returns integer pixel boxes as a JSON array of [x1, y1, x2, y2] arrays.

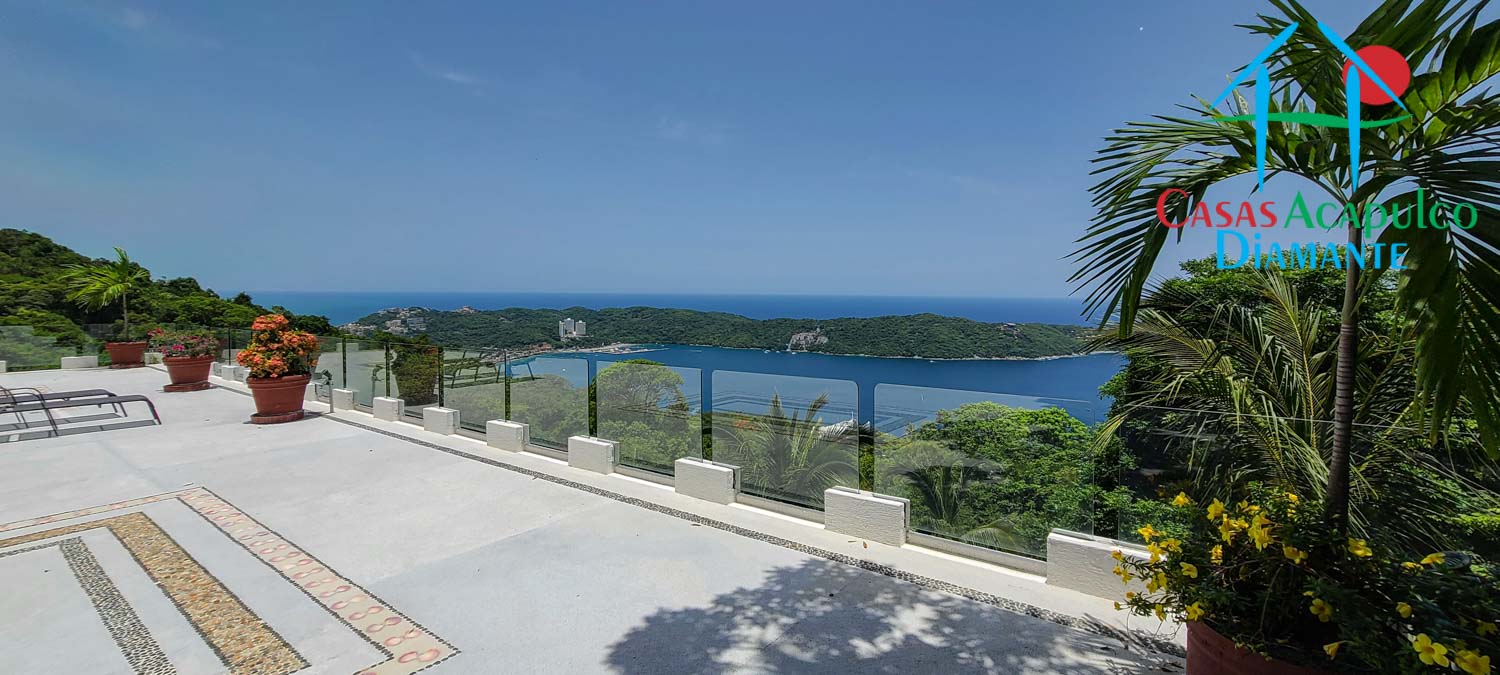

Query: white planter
[[823, 487, 910, 547], [567, 436, 618, 474]]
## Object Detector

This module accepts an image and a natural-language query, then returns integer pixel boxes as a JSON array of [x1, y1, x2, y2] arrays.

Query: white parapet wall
[[372, 397, 405, 421], [1045, 529, 1149, 600], [567, 436, 618, 475], [422, 406, 459, 435], [674, 458, 740, 504], [486, 420, 529, 452], [331, 388, 356, 411], [823, 487, 910, 547], [61, 355, 100, 369]]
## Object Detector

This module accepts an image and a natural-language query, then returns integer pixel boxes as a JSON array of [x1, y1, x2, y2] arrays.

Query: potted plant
[[236, 314, 320, 423], [1114, 487, 1497, 674], [62, 247, 151, 368], [148, 328, 218, 392]]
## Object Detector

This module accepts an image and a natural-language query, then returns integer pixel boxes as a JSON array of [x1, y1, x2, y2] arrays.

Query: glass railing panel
[[595, 359, 702, 476], [873, 384, 1095, 559], [387, 343, 441, 419], [336, 338, 386, 408], [441, 346, 506, 432], [309, 335, 343, 403], [506, 355, 588, 449], [0, 325, 97, 371], [710, 370, 859, 509]]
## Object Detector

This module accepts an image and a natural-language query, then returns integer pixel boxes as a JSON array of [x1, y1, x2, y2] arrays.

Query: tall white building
[[574, 320, 586, 337]]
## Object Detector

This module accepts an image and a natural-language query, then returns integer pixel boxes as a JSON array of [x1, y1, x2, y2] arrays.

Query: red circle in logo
[[1342, 45, 1411, 105]]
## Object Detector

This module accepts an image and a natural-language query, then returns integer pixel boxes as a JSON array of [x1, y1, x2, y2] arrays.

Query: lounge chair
[[0, 385, 160, 437]]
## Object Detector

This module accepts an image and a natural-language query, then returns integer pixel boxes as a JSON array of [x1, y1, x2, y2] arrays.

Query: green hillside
[[355, 306, 1091, 359]]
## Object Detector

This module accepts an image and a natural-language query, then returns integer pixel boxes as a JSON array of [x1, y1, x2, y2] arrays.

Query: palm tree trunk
[[121, 294, 130, 341], [1324, 226, 1362, 531]]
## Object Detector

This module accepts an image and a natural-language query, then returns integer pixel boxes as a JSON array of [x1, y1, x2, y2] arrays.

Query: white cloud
[[408, 50, 485, 88]]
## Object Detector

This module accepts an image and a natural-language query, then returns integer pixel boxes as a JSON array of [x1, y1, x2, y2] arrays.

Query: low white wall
[[674, 458, 739, 504], [567, 436, 618, 474], [331, 388, 356, 411], [823, 487, 909, 547], [1045, 530, 1148, 600], [422, 407, 459, 435], [373, 397, 405, 421], [61, 355, 99, 369], [486, 420, 529, 452]]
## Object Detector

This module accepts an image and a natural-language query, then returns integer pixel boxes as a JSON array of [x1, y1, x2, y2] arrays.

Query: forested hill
[[351, 306, 1092, 359], [0, 229, 335, 344]]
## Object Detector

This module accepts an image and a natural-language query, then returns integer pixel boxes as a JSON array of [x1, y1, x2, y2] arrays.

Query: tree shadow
[[605, 558, 1180, 674]]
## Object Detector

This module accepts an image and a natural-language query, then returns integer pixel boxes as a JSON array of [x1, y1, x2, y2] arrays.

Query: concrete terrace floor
[[0, 367, 1183, 674]]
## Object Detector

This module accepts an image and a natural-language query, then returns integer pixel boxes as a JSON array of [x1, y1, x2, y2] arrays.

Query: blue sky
[[2, 1, 1382, 297]]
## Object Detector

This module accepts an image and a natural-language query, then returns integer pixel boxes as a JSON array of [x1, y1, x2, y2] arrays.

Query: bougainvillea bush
[[147, 328, 219, 358], [235, 314, 320, 379], [1115, 486, 1497, 673]]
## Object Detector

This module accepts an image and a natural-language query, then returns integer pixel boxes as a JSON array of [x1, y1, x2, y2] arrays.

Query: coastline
[[556, 341, 1116, 363]]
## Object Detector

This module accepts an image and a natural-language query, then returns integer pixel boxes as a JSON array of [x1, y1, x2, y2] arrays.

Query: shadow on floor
[[605, 558, 1177, 674]]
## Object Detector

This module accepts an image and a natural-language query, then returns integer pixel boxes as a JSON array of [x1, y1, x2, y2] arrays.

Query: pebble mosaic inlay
[[0, 487, 459, 674], [0, 537, 175, 674]]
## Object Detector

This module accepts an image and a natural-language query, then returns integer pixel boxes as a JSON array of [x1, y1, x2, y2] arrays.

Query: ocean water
[[250, 291, 1097, 326], [511, 344, 1123, 432]]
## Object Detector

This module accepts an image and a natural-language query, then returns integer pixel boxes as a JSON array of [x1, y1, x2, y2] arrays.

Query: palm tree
[[718, 394, 859, 503], [1093, 268, 1498, 550], [62, 247, 151, 340], [1071, 0, 1500, 530]]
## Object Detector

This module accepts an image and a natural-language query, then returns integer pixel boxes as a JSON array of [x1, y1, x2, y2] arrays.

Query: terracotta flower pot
[[245, 374, 310, 423], [105, 341, 148, 369], [162, 355, 214, 392], [1187, 622, 1333, 675]]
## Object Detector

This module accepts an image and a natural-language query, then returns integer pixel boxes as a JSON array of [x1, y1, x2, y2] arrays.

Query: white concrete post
[[373, 397, 405, 421], [567, 436, 618, 474], [422, 406, 459, 435], [823, 487, 910, 547], [61, 355, 100, 369], [331, 388, 356, 411], [1045, 530, 1148, 600], [0, 360, 7, 373], [486, 420, 529, 451], [674, 458, 740, 504]]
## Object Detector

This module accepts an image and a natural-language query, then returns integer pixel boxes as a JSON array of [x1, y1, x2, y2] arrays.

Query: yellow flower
[[1125, 591, 1136, 600], [1110, 549, 1124, 561], [1147, 542, 1164, 563], [1162, 538, 1182, 554], [1210, 545, 1223, 564], [1137, 524, 1160, 542], [1422, 552, 1446, 566], [1403, 561, 1423, 571], [1184, 601, 1205, 621], [1248, 514, 1274, 550], [1113, 565, 1133, 584], [1309, 598, 1333, 623], [1180, 562, 1198, 579], [1285, 492, 1300, 503], [1172, 492, 1193, 507], [1113, 601, 1123, 611], [1455, 649, 1491, 675], [1413, 634, 1450, 667], [1396, 602, 1413, 619], [1283, 545, 1308, 564], [1477, 621, 1497, 636], [1146, 571, 1166, 593], [1323, 641, 1344, 659], [1206, 499, 1225, 522], [1347, 538, 1373, 558], [1153, 604, 1166, 622], [1218, 517, 1246, 544]]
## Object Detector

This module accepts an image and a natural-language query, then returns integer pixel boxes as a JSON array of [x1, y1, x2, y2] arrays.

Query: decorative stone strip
[[0, 487, 461, 674], [317, 413, 1184, 659], [0, 512, 306, 674], [0, 537, 175, 675]]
